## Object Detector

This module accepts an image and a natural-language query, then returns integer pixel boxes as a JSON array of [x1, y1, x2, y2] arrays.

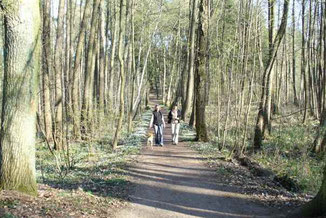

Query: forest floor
[[0, 110, 150, 217], [0, 96, 310, 218]]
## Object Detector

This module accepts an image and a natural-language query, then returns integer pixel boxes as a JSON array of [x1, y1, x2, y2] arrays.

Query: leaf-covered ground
[[0, 110, 153, 218]]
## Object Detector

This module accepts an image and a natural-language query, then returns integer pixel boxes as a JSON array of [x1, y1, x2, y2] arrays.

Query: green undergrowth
[[179, 123, 197, 142], [35, 109, 152, 204], [185, 117, 324, 195], [251, 124, 324, 194]]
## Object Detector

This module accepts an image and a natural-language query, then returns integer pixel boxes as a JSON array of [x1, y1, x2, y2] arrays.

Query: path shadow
[[118, 94, 283, 217], [126, 182, 281, 218]]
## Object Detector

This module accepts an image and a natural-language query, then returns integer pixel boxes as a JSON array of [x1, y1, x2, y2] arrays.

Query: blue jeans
[[154, 124, 164, 145]]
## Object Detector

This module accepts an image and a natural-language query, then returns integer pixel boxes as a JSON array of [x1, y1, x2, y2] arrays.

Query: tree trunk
[[182, 0, 197, 121], [0, 0, 41, 195], [254, 0, 289, 150], [195, 0, 209, 142], [189, 92, 196, 128], [81, 0, 100, 138], [98, 0, 107, 115], [41, 0, 53, 142], [292, 0, 299, 106], [54, 0, 65, 150], [108, 0, 119, 108], [128, 0, 135, 133], [71, 0, 92, 139], [265, 0, 275, 133], [162, 48, 167, 103], [112, 0, 126, 149], [302, 0, 308, 124]]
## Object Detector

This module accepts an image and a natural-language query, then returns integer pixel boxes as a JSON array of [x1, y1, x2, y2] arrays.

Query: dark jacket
[[168, 109, 181, 123], [153, 110, 163, 125]]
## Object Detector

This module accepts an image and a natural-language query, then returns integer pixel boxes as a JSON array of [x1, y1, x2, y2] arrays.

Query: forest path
[[114, 96, 280, 218]]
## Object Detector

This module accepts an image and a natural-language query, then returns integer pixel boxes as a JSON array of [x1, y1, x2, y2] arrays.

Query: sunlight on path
[[114, 96, 279, 218]]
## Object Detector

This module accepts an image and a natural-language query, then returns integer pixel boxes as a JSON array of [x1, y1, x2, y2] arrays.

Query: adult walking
[[168, 105, 181, 145], [149, 104, 166, 146]]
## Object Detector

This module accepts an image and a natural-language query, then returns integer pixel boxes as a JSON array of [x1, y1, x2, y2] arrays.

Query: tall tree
[[71, 0, 92, 138], [182, 0, 197, 121], [292, 0, 299, 106], [195, 0, 209, 142], [112, 0, 126, 149], [98, 0, 107, 115], [108, 0, 119, 108], [128, 0, 136, 133], [301, 0, 308, 124], [41, 0, 53, 142], [0, 0, 41, 195], [254, 0, 289, 149], [80, 0, 100, 137], [54, 0, 65, 149]]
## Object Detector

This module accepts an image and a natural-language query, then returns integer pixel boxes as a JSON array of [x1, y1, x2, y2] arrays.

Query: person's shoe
[[160, 144, 164, 147]]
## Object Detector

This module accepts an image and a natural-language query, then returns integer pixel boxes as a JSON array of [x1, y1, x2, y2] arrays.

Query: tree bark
[[54, 0, 65, 150], [182, 0, 198, 121], [0, 0, 41, 195], [195, 0, 209, 142], [112, 0, 126, 149], [292, 0, 299, 106], [254, 0, 289, 149], [108, 0, 119, 108], [41, 0, 53, 142], [80, 0, 100, 138], [128, 0, 136, 133], [302, 0, 308, 124], [71, 0, 92, 139], [99, 0, 106, 115]]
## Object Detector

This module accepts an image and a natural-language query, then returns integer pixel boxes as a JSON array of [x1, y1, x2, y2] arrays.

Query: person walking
[[149, 104, 166, 146], [168, 105, 181, 145]]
